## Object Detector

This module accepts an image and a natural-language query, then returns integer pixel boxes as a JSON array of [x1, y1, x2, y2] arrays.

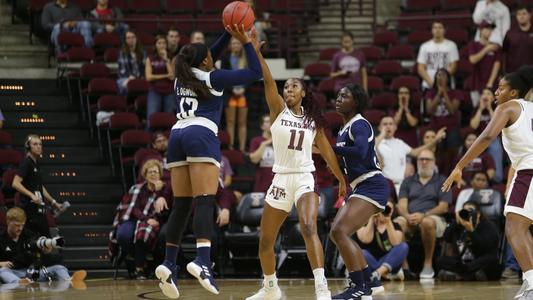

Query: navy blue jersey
[[334, 114, 381, 183], [174, 32, 262, 129]]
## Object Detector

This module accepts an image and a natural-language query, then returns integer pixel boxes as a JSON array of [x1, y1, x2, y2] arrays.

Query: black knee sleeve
[[165, 197, 193, 244], [193, 195, 216, 240]]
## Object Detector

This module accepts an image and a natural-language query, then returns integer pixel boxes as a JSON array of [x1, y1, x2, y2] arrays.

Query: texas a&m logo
[[269, 186, 286, 200]]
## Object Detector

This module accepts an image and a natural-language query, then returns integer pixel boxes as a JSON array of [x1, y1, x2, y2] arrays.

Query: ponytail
[[175, 44, 211, 100]]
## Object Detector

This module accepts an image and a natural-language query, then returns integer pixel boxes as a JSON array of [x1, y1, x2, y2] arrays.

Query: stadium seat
[[57, 32, 85, 49], [165, 0, 198, 14], [97, 95, 127, 113], [372, 60, 402, 82], [135, 31, 155, 47], [126, 79, 150, 102], [398, 12, 432, 31], [358, 46, 383, 63], [390, 75, 420, 92], [109, 0, 128, 10], [148, 112, 177, 131], [134, 95, 147, 116], [363, 109, 386, 127], [317, 78, 336, 97], [0, 131, 13, 147], [74, 0, 94, 12], [92, 32, 121, 55], [386, 44, 415, 60], [128, 0, 162, 13], [203, 0, 230, 13], [85, 78, 118, 135], [222, 149, 254, 191], [106, 112, 142, 174], [128, 14, 159, 34], [313, 92, 328, 109], [104, 47, 120, 62], [373, 31, 398, 48], [435, 11, 473, 29], [367, 76, 384, 96], [325, 110, 343, 133], [0, 149, 23, 166], [118, 129, 152, 187], [446, 28, 469, 46], [318, 47, 340, 61], [403, 0, 440, 12], [132, 148, 163, 182], [218, 130, 230, 148], [370, 92, 396, 110], [75, 63, 111, 121], [441, 0, 476, 11], [407, 30, 432, 47], [304, 63, 331, 80]]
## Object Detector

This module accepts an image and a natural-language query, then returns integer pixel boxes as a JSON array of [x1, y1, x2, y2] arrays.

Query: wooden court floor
[[0, 278, 522, 299]]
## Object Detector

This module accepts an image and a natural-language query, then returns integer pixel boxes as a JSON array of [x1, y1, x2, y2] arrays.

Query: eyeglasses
[[417, 157, 434, 162]]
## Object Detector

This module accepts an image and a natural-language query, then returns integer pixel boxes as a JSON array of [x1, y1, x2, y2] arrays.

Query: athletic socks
[[524, 270, 533, 288], [362, 265, 372, 284], [313, 268, 327, 288], [264, 273, 279, 289], [165, 245, 179, 265], [197, 242, 212, 265], [348, 270, 364, 287]]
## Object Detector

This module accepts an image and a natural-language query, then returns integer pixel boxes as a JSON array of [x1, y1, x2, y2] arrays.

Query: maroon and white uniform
[[503, 99, 533, 220]]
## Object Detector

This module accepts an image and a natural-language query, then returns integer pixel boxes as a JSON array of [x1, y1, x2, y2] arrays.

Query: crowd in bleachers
[[1, 0, 533, 285]]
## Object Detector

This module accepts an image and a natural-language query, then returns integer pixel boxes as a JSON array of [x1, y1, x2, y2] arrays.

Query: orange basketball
[[222, 1, 255, 31]]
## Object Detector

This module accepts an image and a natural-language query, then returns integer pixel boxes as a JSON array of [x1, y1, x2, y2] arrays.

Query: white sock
[[264, 273, 278, 289], [524, 270, 533, 287], [313, 268, 327, 288]]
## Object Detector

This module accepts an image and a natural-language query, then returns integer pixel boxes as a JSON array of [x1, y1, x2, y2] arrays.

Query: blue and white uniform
[[334, 114, 389, 210], [167, 33, 262, 168]]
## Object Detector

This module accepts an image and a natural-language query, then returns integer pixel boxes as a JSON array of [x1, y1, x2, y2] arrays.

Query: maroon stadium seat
[[97, 95, 127, 112], [404, 0, 440, 11], [324, 110, 343, 130], [128, 0, 162, 13], [313, 92, 328, 109], [165, 0, 197, 14], [363, 109, 386, 127], [118, 129, 153, 184], [386, 44, 415, 60], [0, 131, 13, 147], [218, 130, 230, 147], [390, 75, 420, 92], [203, 0, 231, 13], [74, 0, 94, 12], [222, 149, 246, 166], [441, 0, 476, 11], [133, 148, 163, 181], [58, 32, 85, 48], [304, 63, 331, 80], [93, 32, 121, 49], [407, 30, 432, 46], [435, 11, 473, 29], [373, 31, 398, 48], [373, 60, 402, 78], [367, 76, 384, 95], [104, 47, 120, 62], [65, 47, 95, 62], [446, 28, 469, 46], [0, 149, 23, 165], [110, 0, 128, 10], [134, 95, 147, 113], [370, 92, 396, 110], [86, 78, 119, 133], [317, 78, 336, 95], [107, 112, 142, 173], [148, 112, 177, 131], [359, 46, 383, 62], [318, 48, 340, 61], [128, 14, 159, 34], [80, 63, 110, 78], [126, 78, 150, 100], [398, 12, 432, 31]]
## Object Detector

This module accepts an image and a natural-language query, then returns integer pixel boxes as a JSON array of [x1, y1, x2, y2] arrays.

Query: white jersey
[[502, 99, 533, 171], [271, 107, 316, 173]]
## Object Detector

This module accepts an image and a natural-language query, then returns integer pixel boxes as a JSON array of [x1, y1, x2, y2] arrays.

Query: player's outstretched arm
[[315, 129, 347, 198], [442, 101, 520, 192]]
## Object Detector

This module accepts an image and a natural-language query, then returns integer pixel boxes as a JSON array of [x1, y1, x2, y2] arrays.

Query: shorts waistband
[[172, 117, 218, 134], [350, 171, 382, 189]]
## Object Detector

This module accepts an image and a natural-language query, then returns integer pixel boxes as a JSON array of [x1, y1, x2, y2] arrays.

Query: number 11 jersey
[[270, 107, 316, 174]]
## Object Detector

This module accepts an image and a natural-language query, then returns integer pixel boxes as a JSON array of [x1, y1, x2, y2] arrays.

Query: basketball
[[222, 1, 255, 31]]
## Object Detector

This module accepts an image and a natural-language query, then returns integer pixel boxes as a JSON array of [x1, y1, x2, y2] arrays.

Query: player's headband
[[190, 43, 208, 67]]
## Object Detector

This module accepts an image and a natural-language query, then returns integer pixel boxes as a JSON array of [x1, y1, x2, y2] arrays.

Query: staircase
[[0, 79, 123, 277], [294, 0, 377, 66]]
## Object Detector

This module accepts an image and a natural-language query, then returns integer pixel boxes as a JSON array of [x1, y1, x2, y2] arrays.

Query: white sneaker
[[388, 269, 405, 281], [315, 284, 331, 300], [246, 285, 282, 300], [516, 280, 530, 299]]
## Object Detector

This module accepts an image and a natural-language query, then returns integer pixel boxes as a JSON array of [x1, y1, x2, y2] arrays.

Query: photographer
[[0, 208, 86, 284], [437, 201, 501, 281], [12, 134, 65, 237], [356, 203, 409, 291]]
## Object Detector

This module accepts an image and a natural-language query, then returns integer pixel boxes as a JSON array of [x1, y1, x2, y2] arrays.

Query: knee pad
[[193, 195, 216, 240]]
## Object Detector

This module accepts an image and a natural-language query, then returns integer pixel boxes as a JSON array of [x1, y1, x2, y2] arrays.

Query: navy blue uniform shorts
[[348, 173, 389, 210], [167, 125, 221, 168]]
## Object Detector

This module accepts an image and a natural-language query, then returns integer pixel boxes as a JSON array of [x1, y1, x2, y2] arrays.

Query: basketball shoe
[[332, 281, 372, 300], [186, 258, 219, 294], [246, 281, 282, 300], [315, 283, 332, 300], [155, 261, 179, 299], [368, 272, 384, 294]]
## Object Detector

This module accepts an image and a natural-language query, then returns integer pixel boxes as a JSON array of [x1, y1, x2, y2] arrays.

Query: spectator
[[166, 27, 181, 61], [151, 131, 168, 159], [145, 35, 175, 126], [467, 21, 502, 107], [376, 116, 446, 194], [330, 31, 368, 93], [421, 128, 454, 175], [455, 171, 502, 223], [12, 135, 65, 237], [41, 0, 92, 51], [0, 207, 87, 284], [392, 86, 420, 147], [217, 155, 238, 227], [425, 68, 462, 147], [245, 0, 271, 43], [469, 89, 503, 182], [89, 0, 127, 38], [248, 115, 274, 193], [473, 0, 510, 46], [417, 21, 459, 89], [395, 149, 452, 279], [0, 108, 4, 128], [190, 30, 205, 44], [117, 30, 145, 95], [222, 37, 249, 151], [356, 203, 409, 284], [453, 133, 496, 184], [437, 201, 501, 281], [503, 5, 533, 73], [111, 159, 171, 279]]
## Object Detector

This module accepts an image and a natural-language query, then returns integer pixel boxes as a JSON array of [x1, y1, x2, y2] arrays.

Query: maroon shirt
[[249, 136, 274, 193], [312, 153, 334, 188], [425, 89, 463, 130], [471, 108, 492, 134], [467, 41, 502, 91], [392, 106, 420, 148], [131, 182, 172, 222], [149, 54, 173, 95], [503, 26, 533, 73], [453, 152, 495, 183], [331, 49, 366, 92]]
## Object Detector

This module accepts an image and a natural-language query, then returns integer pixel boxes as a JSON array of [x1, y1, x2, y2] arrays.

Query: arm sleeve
[[332, 120, 370, 160], [210, 43, 262, 90], [210, 31, 231, 62]]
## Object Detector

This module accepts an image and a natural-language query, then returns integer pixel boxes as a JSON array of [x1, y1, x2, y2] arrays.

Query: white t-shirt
[[472, 0, 510, 46], [378, 137, 412, 183], [417, 39, 459, 89]]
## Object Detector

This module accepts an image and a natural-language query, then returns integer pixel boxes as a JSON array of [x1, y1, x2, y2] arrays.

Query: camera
[[382, 205, 392, 217], [36, 236, 65, 249], [459, 208, 478, 227]]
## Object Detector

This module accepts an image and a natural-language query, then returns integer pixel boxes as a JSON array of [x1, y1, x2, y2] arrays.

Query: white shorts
[[265, 173, 317, 213], [504, 170, 533, 221]]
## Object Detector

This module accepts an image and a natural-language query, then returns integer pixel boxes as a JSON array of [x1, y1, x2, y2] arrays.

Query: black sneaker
[[332, 282, 372, 300]]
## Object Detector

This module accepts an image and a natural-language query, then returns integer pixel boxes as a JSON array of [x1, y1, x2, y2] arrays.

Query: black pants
[[437, 254, 502, 280]]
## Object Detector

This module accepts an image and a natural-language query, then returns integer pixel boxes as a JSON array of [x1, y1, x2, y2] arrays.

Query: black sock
[[164, 196, 193, 264], [193, 195, 215, 240]]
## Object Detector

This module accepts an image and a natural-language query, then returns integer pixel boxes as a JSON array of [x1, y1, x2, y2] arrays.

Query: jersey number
[[177, 97, 198, 119], [288, 129, 305, 151]]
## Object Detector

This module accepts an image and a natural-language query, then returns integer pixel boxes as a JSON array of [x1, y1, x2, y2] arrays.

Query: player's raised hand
[[225, 24, 251, 44], [250, 27, 266, 53], [442, 167, 463, 192]]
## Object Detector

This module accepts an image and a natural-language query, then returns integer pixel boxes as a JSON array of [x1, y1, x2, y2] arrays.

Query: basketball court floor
[[0, 278, 522, 299]]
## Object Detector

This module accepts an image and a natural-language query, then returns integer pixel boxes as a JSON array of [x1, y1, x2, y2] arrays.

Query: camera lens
[[383, 206, 392, 216], [459, 209, 471, 220]]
